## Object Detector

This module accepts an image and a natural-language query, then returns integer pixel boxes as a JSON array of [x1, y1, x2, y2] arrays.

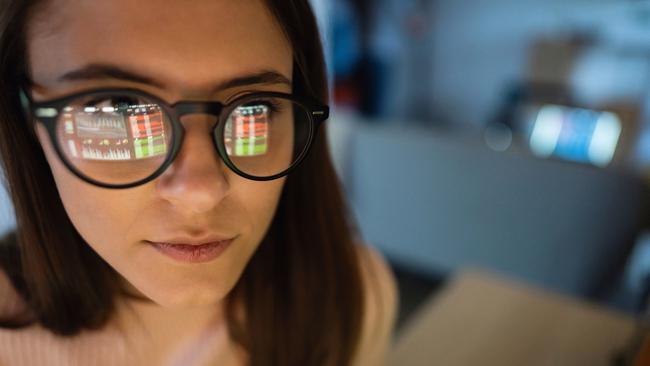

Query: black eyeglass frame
[[19, 87, 330, 189]]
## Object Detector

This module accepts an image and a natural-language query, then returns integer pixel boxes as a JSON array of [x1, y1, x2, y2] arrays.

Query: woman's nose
[[155, 114, 230, 215]]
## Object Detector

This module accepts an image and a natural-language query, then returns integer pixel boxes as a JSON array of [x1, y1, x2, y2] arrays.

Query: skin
[[26, 0, 293, 361]]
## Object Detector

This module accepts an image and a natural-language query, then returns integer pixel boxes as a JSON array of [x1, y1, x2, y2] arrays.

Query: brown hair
[[0, 1, 365, 365]]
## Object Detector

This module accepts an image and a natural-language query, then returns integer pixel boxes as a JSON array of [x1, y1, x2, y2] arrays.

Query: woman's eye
[[244, 100, 282, 114], [85, 96, 143, 110]]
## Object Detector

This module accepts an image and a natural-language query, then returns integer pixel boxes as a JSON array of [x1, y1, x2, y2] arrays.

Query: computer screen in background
[[526, 104, 622, 167]]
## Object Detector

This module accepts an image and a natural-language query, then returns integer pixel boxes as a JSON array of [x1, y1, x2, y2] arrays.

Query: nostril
[[156, 134, 231, 197]]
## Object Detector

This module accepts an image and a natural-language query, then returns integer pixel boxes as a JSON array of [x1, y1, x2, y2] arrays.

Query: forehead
[[27, 0, 293, 93]]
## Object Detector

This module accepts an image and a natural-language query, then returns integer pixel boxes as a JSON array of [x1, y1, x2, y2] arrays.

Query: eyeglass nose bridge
[[171, 101, 224, 118]]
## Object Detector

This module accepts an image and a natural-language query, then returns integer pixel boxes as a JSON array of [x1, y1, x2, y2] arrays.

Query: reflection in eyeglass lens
[[225, 104, 270, 157], [61, 104, 169, 161]]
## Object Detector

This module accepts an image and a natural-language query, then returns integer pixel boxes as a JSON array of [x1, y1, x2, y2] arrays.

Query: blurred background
[[310, 0, 650, 334]]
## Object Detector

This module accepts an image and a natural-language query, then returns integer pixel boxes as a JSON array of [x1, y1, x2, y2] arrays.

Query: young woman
[[0, 0, 398, 365]]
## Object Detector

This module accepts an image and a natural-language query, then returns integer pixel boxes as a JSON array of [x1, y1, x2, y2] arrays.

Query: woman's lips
[[148, 239, 234, 263]]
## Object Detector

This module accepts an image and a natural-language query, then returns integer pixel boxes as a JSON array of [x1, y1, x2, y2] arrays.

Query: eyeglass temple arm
[[311, 105, 329, 125]]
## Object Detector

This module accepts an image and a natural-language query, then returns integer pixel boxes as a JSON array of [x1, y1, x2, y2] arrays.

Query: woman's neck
[[110, 286, 229, 364]]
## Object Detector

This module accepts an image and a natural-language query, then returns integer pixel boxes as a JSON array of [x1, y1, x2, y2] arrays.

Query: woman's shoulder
[[0, 231, 130, 364], [353, 242, 399, 365], [0, 268, 28, 320], [355, 242, 399, 311]]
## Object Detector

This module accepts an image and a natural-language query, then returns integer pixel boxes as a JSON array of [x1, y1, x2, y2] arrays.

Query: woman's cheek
[[239, 179, 285, 240]]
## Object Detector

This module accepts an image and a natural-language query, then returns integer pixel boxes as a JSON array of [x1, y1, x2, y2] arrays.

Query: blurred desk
[[389, 270, 637, 366]]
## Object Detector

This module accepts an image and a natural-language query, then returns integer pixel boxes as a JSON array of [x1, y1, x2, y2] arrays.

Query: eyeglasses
[[19, 87, 329, 189]]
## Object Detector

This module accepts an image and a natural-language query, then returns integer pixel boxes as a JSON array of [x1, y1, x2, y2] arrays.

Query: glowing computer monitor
[[528, 104, 621, 167]]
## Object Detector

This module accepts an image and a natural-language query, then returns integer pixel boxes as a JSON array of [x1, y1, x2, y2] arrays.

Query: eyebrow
[[57, 63, 292, 92]]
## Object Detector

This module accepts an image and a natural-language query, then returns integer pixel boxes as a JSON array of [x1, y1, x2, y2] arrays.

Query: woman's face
[[26, 0, 292, 307]]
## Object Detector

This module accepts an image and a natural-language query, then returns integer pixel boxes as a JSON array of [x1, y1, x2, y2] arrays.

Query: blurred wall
[[330, 113, 648, 299], [416, 0, 650, 128]]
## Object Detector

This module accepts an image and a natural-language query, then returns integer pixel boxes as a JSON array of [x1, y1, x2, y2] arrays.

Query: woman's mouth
[[147, 239, 234, 263]]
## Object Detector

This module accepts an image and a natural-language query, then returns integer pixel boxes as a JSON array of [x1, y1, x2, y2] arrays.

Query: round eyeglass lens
[[220, 97, 312, 178], [55, 93, 174, 185]]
